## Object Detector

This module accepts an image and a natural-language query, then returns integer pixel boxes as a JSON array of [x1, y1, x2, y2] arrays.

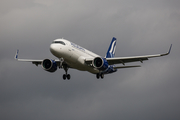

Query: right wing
[[14, 50, 43, 66], [14, 49, 66, 67]]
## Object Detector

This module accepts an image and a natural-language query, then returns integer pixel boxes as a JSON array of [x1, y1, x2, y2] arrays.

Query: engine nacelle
[[42, 59, 57, 72], [93, 57, 109, 70]]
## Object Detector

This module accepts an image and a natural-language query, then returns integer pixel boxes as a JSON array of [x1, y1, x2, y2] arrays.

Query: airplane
[[15, 37, 172, 80]]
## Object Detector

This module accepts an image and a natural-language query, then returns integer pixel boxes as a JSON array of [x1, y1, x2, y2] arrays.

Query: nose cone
[[50, 44, 59, 57], [50, 44, 55, 53]]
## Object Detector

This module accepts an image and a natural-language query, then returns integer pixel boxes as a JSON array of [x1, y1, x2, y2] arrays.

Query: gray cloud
[[0, 0, 180, 120]]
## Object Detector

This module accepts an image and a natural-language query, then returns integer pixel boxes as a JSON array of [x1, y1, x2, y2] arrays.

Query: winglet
[[14, 49, 19, 60], [161, 44, 172, 56], [168, 44, 172, 54]]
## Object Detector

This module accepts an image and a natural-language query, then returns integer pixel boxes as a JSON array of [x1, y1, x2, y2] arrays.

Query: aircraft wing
[[15, 59, 43, 66], [14, 49, 65, 67], [106, 44, 172, 65]]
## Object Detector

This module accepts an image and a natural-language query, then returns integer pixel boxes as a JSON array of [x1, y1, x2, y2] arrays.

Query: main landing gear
[[63, 74, 70, 80], [96, 73, 104, 79], [62, 64, 71, 80]]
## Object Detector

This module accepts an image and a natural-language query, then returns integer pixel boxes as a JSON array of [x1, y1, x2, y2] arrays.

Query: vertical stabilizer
[[106, 37, 117, 58]]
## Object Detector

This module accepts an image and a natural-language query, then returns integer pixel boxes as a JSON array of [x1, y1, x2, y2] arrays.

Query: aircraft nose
[[50, 44, 58, 54], [50, 43, 64, 57]]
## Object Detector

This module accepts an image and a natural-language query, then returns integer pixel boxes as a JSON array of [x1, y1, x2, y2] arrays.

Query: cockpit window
[[52, 41, 66, 45]]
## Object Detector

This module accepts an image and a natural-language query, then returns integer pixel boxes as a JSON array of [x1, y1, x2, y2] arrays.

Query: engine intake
[[42, 59, 57, 72], [93, 57, 109, 70]]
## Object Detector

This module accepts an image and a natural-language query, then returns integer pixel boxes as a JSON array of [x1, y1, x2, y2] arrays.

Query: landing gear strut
[[63, 64, 71, 80], [96, 73, 104, 79]]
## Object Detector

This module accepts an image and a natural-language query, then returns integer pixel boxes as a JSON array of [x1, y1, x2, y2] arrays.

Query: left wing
[[85, 44, 172, 66], [106, 44, 172, 65]]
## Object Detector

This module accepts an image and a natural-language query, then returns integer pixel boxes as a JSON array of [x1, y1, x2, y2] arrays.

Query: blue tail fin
[[106, 37, 117, 58]]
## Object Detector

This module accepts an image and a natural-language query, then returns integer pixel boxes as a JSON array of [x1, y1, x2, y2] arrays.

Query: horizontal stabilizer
[[114, 65, 141, 69]]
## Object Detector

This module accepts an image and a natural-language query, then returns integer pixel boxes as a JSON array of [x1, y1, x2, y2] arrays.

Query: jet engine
[[93, 57, 109, 70], [42, 59, 57, 72]]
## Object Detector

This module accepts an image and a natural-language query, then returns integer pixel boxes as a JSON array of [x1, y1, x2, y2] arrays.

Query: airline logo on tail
[[106, 37, 117, 58]]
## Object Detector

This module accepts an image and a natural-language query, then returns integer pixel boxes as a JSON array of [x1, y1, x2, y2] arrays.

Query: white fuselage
[[50, 39, 100, 74]]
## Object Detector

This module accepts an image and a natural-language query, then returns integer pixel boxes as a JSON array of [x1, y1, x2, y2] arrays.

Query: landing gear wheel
[[67, 74, 71, 80], [100, 74, 104, 79], [62, 64, 71, 80], [96, 74, 100, 79], [96, 73, 104, 79], [63, 74, 66, 80]]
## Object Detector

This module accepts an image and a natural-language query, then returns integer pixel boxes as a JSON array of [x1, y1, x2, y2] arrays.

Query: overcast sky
[[0, 0, 180, 120]]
